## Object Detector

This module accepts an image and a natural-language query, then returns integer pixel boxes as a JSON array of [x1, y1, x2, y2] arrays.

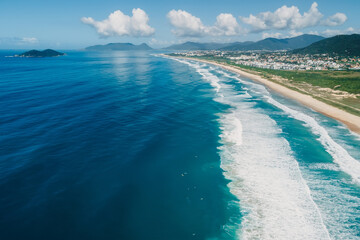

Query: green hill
[[17, 49, 65, 57], [292, 34, 360, 56]]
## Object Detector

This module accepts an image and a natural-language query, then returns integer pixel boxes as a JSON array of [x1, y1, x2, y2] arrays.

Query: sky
[[0, 0, 359, 49]]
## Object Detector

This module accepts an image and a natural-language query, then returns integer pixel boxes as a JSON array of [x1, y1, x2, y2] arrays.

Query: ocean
[[0, 51, 359, 240]]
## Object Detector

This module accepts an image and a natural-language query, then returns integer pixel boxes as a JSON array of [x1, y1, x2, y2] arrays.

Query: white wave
[[215, 63, 360, 239], [303, 174, 360, 239], [218, 104, 331, 240], [266, 97, 360, 184], [173, 59, 331, 240], [215, 66, 360, 184]]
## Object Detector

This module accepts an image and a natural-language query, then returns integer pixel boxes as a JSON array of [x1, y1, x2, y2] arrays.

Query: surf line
[[171, 55, 360, 185], [172, 57, 331, 239]]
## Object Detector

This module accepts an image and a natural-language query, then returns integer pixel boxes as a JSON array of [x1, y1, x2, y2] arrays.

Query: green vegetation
[[231, 64, 360, 94], [292, 34, 360, 56], [18, 49, 65, 57]]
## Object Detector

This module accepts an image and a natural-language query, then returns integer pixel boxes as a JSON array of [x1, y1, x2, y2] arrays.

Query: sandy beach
[[167, 55, 360, 134]]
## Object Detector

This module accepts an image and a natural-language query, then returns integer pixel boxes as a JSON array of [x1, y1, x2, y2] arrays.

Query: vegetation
[[292, 34, 360, 56], [18, 49, 64, 57]]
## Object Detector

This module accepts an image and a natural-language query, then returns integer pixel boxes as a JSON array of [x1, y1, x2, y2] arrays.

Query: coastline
[[165, 55, 360, 134]]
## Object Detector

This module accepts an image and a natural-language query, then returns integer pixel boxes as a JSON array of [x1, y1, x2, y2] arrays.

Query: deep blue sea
[[0, 51, 360, 240]]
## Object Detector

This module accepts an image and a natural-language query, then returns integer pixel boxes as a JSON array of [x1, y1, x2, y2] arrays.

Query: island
[[15, 49, 65, 57]]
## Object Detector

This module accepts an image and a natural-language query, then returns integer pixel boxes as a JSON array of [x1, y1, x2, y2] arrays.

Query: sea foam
[[175, 59, 331, 240], [215, 66, 360, 239], [266, 97, 360, 184]]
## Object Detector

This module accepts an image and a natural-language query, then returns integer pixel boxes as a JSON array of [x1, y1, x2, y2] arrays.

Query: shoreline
[[165, 55, 360, 135]]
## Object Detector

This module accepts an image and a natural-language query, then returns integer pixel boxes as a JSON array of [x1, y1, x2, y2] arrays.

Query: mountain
[[16, 49, 65, 57], [86, 43, 152, 51], [220, 34, 325, 51], [164, 41, 253, 50], [292, 34, 360, 56]]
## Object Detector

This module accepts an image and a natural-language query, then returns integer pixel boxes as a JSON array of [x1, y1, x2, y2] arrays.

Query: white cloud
[[81, 8, 155, 37], [214, 13, 243, 36], [321, 27, 359, 37], [240, 2, 346, 32], [167, 10, 243, 37], [167, 10, 206, 37], [323, 13, 347, 26]]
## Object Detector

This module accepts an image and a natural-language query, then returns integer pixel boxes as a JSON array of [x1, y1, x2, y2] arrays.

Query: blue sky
[[0, 0, 359, 49]]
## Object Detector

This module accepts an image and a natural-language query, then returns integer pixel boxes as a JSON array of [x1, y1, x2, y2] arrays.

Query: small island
[[15, 49, 65, 57]]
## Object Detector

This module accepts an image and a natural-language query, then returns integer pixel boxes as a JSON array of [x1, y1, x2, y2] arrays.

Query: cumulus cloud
[[214, 14, 243, 36], [323, 13, 347, 26], [81, 8, 155, 37], [167, 10, 243, 37], [240, 2, 346, 32], [167, 10, 206, 37]]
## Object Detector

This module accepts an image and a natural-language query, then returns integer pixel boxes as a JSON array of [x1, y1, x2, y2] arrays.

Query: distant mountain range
[[163, 41, 254, 51], [292, 34, 360, 56], [85, 43, 152, 51], [84, 34, 360, 55], [222, 34, 325, 51], [164, 34, 325, 51], [15, 49, 65, 57]]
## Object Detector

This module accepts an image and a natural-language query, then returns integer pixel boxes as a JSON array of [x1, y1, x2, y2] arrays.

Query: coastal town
[[171, 50, 360, 71]]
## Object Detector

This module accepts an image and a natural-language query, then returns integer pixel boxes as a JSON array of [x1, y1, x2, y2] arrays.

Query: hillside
[[86, 43, 152, 51], [292, 34, 360, 56], [221, 34, 325, 51]]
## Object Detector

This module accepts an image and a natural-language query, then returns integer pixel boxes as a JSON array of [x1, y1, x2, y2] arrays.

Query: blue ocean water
[[0, 51, 359, 240]]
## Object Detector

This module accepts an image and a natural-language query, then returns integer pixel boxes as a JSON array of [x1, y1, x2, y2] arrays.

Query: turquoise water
[[0, 51, 359, 239]]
